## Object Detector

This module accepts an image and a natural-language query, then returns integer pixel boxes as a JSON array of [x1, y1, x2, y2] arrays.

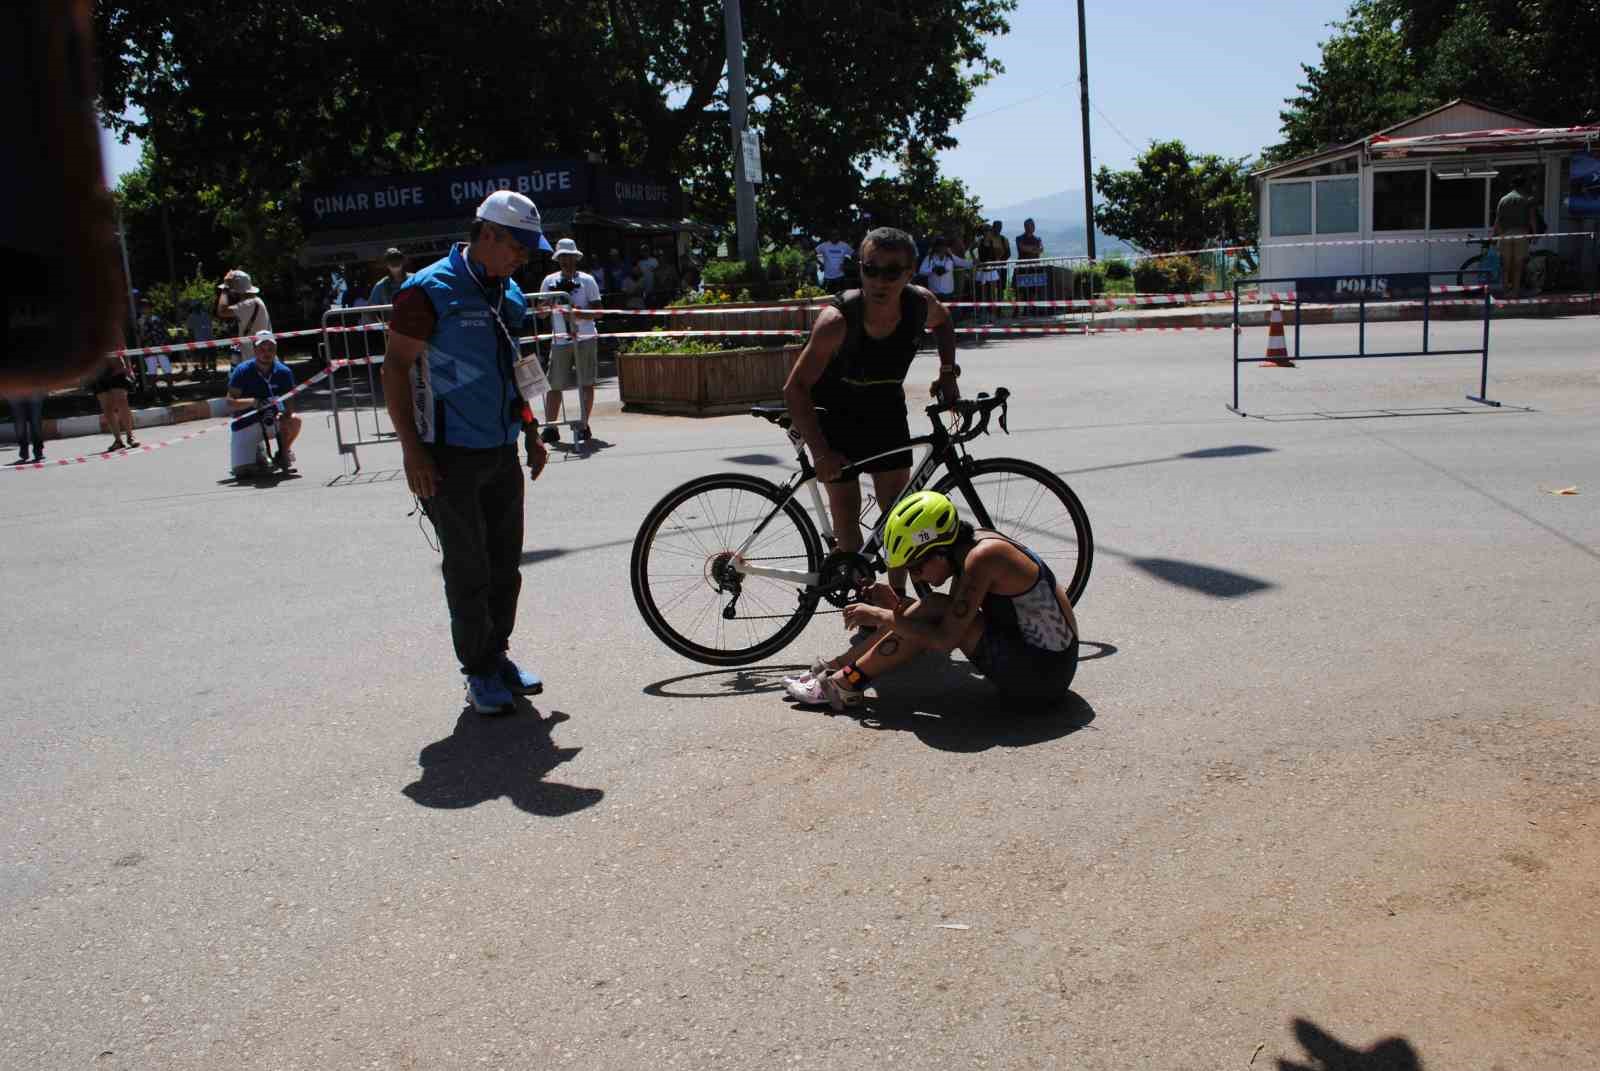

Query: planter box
[[619, 346, 801, 416]]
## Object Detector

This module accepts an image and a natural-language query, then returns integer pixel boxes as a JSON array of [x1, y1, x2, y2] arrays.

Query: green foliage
[[792, 284, 829, 300], [1103, 256, 1132, 281], [138, 270, 219, 326], [763, 246, 810, 285], [1093, 141, 1256, 254], [702, 260, 757, 288], [94, 0, 1017, 299], [858, 145, 987, 242], [1131, 260, 1175, 293], [1264, 0, 1600, 165], [619, 328, 737, 355]]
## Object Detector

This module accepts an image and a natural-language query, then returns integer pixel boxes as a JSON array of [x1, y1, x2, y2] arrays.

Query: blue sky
[[100, 0, 1353, 212], [935, 0, 1353, 210]]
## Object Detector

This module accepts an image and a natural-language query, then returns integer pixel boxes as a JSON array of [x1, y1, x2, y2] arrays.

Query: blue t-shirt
[[228, 358, 296, 430]]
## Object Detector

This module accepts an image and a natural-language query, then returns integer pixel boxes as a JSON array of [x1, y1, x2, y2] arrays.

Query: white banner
[[740, 129, 763, 185]]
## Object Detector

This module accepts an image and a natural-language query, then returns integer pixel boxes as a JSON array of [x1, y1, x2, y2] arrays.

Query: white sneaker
[[783, 672, 864, 711]]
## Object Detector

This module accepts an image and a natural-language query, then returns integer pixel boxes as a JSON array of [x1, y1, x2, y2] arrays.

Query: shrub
[[1103, 256, 1132, 281], [763, 246, 811, 284], [792, 283, 828, 300], [701, 259, 756, 288], [1132, 259, 1176, 293], [619, 328, 737, 355]]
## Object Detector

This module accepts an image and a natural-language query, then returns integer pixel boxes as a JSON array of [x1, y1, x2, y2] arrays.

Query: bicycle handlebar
[[925, 387, 1009, 442]]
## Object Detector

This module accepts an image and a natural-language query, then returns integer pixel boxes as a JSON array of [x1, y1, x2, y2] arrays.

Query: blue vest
[[401, 243, 527, 448]]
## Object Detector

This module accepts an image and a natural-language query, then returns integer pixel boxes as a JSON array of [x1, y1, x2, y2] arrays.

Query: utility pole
[[1077, 0, 1095, 261], [722, 0, 759, 271]]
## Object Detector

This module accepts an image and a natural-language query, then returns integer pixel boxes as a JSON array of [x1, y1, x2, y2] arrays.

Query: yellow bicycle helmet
[[883, 490, 961, 569]]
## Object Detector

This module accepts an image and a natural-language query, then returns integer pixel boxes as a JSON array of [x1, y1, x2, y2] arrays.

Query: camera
[[550, 276, 580, 295], [933, 264, 948, 276]]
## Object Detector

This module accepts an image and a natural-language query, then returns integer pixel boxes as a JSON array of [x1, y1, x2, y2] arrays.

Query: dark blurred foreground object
[[0, 0, 124, 394]]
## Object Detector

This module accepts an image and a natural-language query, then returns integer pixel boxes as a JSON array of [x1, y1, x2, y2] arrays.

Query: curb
[[3, 397, 232, 447]]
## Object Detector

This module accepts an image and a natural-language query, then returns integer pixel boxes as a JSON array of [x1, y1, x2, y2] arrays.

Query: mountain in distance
[[986, 188, 1138, 259]]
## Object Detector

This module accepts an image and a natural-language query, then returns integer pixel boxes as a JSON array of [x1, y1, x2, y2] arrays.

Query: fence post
[[1423, 276, 1431, 354], [1294, 289, 1302, 359], [1230, 284, 1240, 413], [1358, 288, 1366, 356]]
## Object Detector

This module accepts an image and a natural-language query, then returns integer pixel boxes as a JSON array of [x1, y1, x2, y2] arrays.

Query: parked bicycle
[[630, 388, 1094, 665], [1457, 235, 1562, 294]]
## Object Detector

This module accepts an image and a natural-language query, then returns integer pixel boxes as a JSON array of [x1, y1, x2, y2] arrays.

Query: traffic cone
[[1261, 299, 1294, 368]]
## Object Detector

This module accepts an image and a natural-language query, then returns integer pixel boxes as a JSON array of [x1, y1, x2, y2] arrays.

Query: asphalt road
[[2, 317, 1597, 1069]]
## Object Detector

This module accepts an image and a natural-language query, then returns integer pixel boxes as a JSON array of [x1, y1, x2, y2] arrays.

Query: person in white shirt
[[536, 237, 604, 445], [918, 236, 971, 299], [635, 244, 660, 302], [815, 229, 853, 293]]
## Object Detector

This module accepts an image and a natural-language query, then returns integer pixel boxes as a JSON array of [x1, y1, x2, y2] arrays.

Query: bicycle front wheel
[[631, 473, 826, 666], [1457, 254, 1487, 288], [935, 457, 1094, 604]]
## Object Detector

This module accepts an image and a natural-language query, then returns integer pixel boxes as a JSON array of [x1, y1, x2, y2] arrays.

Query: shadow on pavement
[[1127, 556, 1273, 598], [643, 663, 812, 700], [1277, 1017, 1423, 1071], [402, 707, 603, 816], [723, 452, 786, 466], [821, 656, 1097, 754], [1060, 442, 1275, 478]]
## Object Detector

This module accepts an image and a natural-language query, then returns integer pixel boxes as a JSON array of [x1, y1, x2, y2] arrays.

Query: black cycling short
[[972, 632, 1079, 702], [92, 372, 133, 395], [816, 388, 911, 481]]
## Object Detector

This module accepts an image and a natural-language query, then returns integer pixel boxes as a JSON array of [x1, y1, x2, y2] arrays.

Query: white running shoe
[[782, 672, 864, 711]]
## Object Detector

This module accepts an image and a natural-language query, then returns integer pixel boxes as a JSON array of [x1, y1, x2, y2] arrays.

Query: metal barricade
[[1227, 271, 1496, 417], [322, 305, 394, 473], [321, 291, 576, 474]]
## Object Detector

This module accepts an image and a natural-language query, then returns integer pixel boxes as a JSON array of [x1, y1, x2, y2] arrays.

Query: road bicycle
[[630, 388, 1094, 665], [1457, 234, 1562, 294]]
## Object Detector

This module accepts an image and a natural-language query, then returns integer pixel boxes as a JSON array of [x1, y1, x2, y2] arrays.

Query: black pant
[[423, 444, 524, 675]]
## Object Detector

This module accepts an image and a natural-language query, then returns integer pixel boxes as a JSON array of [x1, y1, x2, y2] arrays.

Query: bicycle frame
[[731, 416, 962, 588]]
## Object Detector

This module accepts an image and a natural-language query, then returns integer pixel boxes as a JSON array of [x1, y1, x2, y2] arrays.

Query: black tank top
[[812, 288, 929, 407]]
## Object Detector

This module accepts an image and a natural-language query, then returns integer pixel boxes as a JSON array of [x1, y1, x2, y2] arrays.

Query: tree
[[1091, 141, 1255, 253], [94, 1, 1015, 294], [1263, 0, 1600, 164], [858, 145, 986, 243]]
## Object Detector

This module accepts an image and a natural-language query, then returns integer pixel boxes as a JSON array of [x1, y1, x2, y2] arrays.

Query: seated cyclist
[[784, 490, 1080, 711], [225, 330, 301, 474], [782, 226, 960, 595]]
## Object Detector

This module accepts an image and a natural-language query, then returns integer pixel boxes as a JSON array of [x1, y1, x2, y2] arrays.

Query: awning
[[1370, 125, 1600, 157], [301, 211, 713, 267]]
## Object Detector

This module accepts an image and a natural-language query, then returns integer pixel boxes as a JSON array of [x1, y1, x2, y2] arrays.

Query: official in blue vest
[[382, 190, 554, 715]]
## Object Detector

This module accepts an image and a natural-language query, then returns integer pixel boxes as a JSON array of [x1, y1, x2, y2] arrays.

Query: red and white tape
[[5, 365, 339, 475]]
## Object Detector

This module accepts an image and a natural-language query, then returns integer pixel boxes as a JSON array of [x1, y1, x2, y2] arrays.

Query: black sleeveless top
[[811, 288, 929, 408]]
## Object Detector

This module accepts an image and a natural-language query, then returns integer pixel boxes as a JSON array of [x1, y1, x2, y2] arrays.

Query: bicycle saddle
[[750, 404, 825, 426]]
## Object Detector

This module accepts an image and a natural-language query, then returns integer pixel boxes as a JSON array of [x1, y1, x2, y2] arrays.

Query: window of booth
[[1429, 172, 1488, 230], [1489, 163, 1546, 228], [1269, 182, 1313, 236], [1315, 177, 1360, 233], [1373, 169, 1427, 230]]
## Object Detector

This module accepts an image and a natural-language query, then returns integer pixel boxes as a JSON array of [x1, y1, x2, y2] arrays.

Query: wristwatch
[[940, 363, 961, 377]]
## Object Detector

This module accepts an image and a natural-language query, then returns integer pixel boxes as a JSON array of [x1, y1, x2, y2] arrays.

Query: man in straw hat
[[213, 268, 271, 366], [535, 237, 603, 445]]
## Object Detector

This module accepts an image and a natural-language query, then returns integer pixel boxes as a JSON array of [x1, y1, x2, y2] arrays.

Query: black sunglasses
[[860, 261, 910, 279]]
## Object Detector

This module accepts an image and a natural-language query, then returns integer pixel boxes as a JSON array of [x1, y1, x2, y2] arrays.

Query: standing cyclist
[[782, 225, 960, 597], [381, 190, 554, 716]]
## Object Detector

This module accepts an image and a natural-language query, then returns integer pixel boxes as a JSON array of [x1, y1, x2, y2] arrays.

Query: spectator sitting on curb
[[225, 330, 301, 475], [214, 269, 271, 369]]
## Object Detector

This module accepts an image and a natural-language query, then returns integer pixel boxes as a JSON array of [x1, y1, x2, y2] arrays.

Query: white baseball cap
[[253, 329, 277, 347], [476, 190, 552, 253], [552, 237, 584, 259]]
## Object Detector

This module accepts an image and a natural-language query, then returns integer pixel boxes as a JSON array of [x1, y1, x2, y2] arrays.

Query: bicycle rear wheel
[[934, 457, 1094, 603], [631, 473, 826, 666]]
